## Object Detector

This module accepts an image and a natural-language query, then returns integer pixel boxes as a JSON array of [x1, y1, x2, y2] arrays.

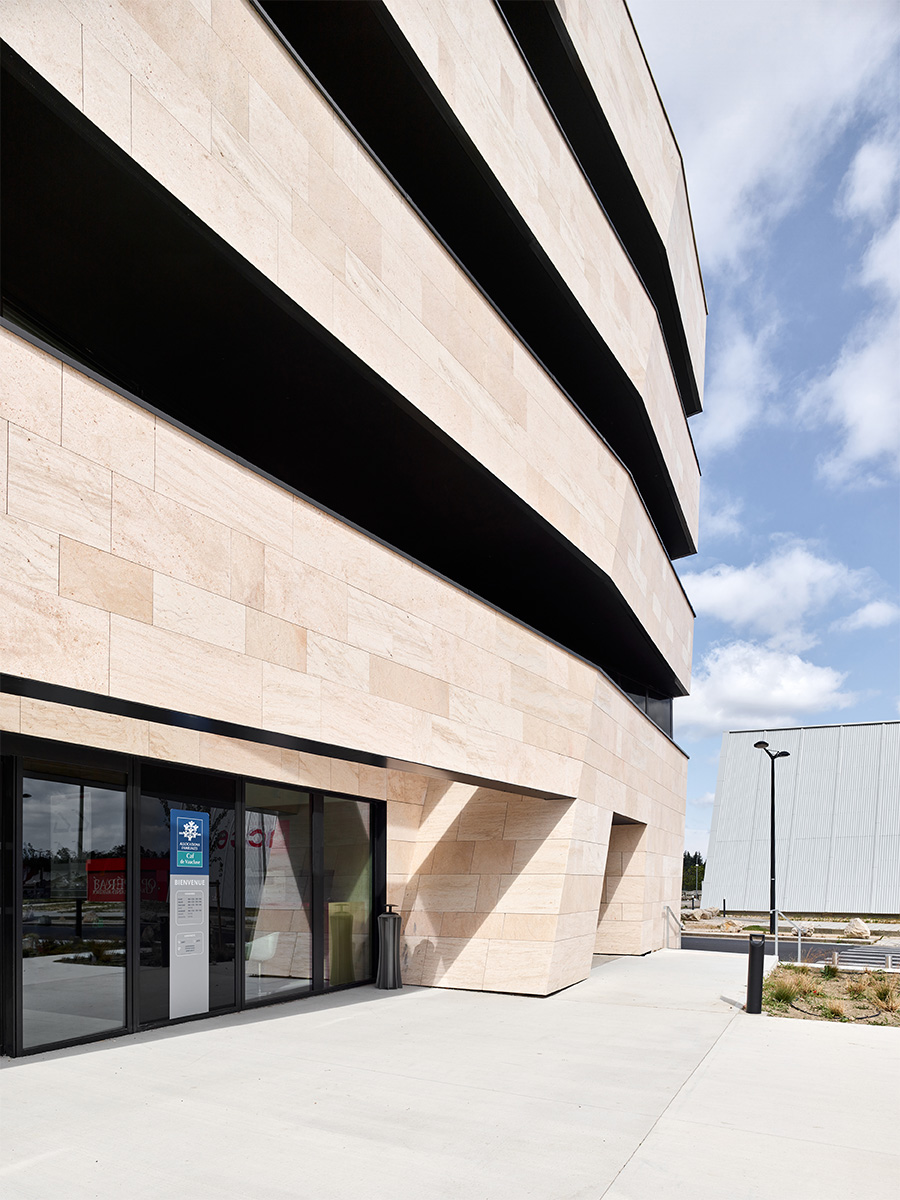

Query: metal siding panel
[[783, 839, 831, 911], [871, 834, 900, 913], [703, 733, 759, 907], [827, 835, 876, 912], [876, 723, 900, 837], [726, 838, 753, 909], [832, 724, 882, 839], [744, 837, 770, 911], [791, 727, 840, 840], [703, 723, 900, 914], [701, 735, 729, 907]]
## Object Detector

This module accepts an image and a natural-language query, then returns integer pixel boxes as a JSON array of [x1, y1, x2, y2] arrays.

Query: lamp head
[[753, 740, 769, 749], [774, 750, 790, 759]]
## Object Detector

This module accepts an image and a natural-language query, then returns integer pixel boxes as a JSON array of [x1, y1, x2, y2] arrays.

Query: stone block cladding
[[0, 0, 698, 994]]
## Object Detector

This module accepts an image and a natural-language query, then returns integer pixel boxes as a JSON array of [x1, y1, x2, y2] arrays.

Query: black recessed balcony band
[[255, 0, 697, 560], [0, 40, 687, 721], [494, 0, 704, 420]]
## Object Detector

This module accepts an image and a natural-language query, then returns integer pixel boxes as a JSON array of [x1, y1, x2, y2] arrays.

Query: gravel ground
[[764, 963, 900, 1027]]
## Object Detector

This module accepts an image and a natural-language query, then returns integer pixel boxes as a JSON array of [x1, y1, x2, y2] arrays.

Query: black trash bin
[[375, 904, 402, 989]]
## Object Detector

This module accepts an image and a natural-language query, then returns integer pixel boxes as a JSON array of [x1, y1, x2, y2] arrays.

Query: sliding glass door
[[2, 737, 384, 1056], [20, 761, 127, 1051], [324, 797, 372, 987], [244, 785, 312, 1002]]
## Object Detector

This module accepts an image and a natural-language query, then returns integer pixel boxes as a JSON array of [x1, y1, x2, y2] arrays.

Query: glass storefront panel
[[323, 797, 372, 986], [21, 763, 127, 1050], [139, 765, 236, 1024], [244, 785, 312, 1002], [5, 741, 382, 1056]]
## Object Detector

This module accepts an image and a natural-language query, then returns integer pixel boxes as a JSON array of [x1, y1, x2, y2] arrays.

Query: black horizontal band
[[0, 674, 576, 800]]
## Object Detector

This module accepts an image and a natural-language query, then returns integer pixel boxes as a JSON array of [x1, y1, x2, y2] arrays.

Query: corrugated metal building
[[702, 722, 900, 915]]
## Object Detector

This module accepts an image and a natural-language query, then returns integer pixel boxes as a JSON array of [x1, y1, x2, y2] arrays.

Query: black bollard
[[746, 933, 765, 1013], [375, 904, 402, 989]]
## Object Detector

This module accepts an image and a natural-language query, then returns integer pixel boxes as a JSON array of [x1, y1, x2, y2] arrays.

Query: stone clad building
[[0, 0, 704, 1055]]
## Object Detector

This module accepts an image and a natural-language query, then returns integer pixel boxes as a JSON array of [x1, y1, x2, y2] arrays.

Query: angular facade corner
[[0, 0, 700, 1046]]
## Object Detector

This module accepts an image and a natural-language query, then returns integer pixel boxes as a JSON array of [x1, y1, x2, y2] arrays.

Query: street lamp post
[[754, 741, 790, 946]]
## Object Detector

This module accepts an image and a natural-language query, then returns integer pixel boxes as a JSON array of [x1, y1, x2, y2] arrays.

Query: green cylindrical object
[[329, 903, 355, 985]]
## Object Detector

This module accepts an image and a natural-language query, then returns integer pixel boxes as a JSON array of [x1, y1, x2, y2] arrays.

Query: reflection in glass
[[21, 770, 127, 1049], [324, 797, 372, 986], [244, 786, 311, 1001]]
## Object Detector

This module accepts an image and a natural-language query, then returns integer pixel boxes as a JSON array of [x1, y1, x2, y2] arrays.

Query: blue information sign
[[169, 809, 210, 1019], [170, 810, 209, 875]]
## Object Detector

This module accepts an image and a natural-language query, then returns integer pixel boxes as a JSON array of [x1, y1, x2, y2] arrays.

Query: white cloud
[[860, 205, 900, 297], [631, 1, 900, 473], [694, 313, 779, 457], [832, 599, 900, 631], [699, 486, 744, 543], [809, 314, 900, 487], [800, 211, 900, 486], [676, 640, 856, 739], [689, 791, 716, 810], [840, 135, 899, 222], [681, 543, 871, 650], [629, 0, 900, 270]]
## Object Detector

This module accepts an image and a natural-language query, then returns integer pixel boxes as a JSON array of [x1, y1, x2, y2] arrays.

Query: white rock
[[842, 918, 870, 939]]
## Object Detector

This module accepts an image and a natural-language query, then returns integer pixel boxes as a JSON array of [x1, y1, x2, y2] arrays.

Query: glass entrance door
[[138, 764, 237, 1025], [20, 761, 128, 1051], [244, 785, 312, 1001], [3, 737, 383, 1056]]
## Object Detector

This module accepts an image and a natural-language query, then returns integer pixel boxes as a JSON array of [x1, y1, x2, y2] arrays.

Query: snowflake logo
[[181, 819, 200, 840]]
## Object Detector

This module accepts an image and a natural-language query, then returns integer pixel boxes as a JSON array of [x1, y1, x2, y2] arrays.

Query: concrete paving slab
[[603, 1120, 900, 1200], [564, 949, 749, 1011], [668, 1014, 900, 1150], [1, 949, 896, 1200]]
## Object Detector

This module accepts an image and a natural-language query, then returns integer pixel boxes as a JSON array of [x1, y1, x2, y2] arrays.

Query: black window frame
[[0, 734, 386, 1057]]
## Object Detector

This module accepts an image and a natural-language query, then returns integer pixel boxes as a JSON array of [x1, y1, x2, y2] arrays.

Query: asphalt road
[[683, 934, 853, 962]]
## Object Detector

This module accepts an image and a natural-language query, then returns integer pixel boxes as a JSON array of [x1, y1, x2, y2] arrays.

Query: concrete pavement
[[1, 950, 897, 1199]]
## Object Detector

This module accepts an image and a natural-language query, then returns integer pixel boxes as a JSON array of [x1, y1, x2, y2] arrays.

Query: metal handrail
[[776, 910, 803, 964], [664, 904, 683, 949]]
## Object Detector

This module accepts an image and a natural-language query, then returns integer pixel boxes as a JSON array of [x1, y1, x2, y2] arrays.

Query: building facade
[[0, 0, 703, 1055], [703, 723, 900, 916]]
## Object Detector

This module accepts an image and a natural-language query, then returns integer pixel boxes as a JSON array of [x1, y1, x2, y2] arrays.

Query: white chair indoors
[[245, 932, 279, 978]]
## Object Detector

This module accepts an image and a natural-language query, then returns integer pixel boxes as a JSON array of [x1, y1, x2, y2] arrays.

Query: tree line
[[682, 851, 705, 890]]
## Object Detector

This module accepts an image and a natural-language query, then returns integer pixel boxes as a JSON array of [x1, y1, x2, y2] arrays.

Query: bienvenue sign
[[169, 810, 209, 1019]]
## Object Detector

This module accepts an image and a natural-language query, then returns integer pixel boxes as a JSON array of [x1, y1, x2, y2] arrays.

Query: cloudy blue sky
[[628, 0, 900, 853]]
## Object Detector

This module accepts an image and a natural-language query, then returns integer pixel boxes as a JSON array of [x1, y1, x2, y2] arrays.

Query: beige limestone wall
[[595, 821, 683, 955], [0, 328, 690, 803], [382, 0, 700, 539], [0, 687, 683, 994], [0, 0, 695, 684], [0, 0, 692, 994], [0, 334, 686, 993], [558, 0, 707, 397]]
